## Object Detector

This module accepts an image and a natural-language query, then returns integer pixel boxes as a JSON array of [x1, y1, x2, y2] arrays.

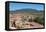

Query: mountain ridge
[[9, 8, 43, 14]]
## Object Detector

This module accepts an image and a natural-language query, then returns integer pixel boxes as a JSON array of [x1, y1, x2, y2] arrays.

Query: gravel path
[[29, 21, 44, 28]]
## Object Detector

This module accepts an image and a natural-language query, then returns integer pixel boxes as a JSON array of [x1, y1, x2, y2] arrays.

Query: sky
[[9, 3, 44, 11]]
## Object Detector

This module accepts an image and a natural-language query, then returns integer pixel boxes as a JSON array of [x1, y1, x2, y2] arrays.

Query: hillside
[[9, 9, 44, 16], [10, 8, 43, 13]]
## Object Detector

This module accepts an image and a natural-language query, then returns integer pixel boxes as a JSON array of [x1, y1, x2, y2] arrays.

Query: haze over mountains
[[10, 8, 44, 14]]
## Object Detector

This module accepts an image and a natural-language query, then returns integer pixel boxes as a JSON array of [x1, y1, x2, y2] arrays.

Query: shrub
[[34, 16, 45, 26]]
